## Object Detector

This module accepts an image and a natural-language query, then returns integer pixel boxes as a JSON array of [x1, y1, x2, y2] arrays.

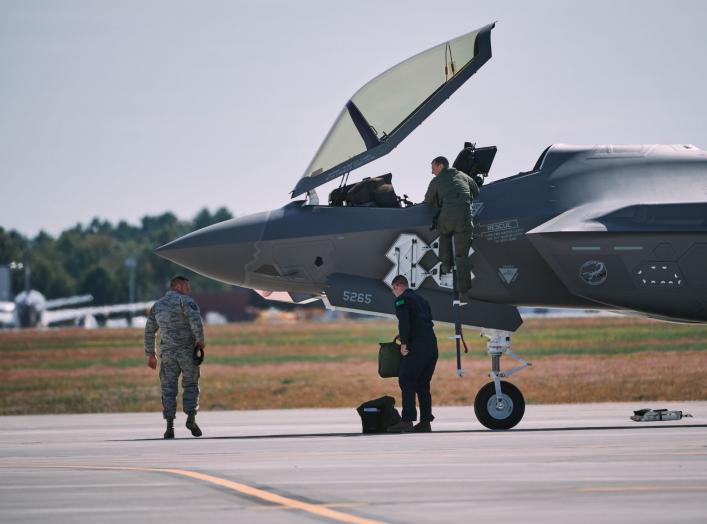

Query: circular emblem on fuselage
[[579, 260, 607, 286]]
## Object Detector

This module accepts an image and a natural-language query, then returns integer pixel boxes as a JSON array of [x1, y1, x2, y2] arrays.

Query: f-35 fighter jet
[[156, 23, 707, 429]]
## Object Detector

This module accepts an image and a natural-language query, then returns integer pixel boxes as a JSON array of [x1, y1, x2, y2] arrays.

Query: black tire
[[474, 381, 525, 430]]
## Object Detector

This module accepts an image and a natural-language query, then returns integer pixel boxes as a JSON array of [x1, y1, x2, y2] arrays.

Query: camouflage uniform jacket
[[144, 290, 204, 357], [424, 167, 480, 229]]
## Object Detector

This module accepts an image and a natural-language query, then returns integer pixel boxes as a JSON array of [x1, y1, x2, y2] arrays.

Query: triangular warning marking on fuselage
[[498, 266, 519, 284]]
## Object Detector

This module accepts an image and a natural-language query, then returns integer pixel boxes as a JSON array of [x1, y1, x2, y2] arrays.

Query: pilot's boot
[[164, 419, 174, 439], [186, 411, 202, 437]]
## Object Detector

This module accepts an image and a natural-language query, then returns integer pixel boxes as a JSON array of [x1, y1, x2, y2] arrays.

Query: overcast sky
[[1, 0, 706, 237]]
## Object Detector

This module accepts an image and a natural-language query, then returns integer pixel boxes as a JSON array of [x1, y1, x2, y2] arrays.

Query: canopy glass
[[291, 24, 494, 198]]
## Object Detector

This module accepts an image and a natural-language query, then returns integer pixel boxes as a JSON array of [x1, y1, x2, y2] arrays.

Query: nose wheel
[[474, 381, 525, 430], [475, 329, 531, 430]]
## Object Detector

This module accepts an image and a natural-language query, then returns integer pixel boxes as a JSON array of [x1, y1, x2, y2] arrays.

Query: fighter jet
[[155, 23, 707, 430]]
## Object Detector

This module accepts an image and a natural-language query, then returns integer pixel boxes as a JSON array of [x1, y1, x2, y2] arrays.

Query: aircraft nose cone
[[155, 211, 269, 285]]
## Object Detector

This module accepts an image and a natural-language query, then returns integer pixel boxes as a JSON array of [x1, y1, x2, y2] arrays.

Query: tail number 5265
[[342, 291, 372, 304]]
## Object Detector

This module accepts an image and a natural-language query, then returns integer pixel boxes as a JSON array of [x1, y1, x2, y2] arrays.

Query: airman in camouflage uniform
[[424, 156, 480, 294], [144, 275, 205, 439]]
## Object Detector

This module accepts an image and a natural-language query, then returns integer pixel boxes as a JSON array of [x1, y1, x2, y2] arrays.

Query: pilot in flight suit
[[387, 275, 439, 433], [424, 156, 480, 294]]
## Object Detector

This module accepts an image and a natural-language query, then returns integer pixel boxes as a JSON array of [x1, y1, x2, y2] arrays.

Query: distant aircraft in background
[[0, 289, 93, 328], [0, 260, 152, 329]]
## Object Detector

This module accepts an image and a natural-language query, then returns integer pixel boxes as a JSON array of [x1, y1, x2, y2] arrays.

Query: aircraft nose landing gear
[[474, 330, 531, 430]]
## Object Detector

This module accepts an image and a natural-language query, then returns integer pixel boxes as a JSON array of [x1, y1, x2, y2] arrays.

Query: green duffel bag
[[378, 336, 402, 378]]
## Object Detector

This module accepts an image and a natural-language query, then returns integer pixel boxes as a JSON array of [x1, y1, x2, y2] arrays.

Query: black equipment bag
[[372, 183, 399, 207], [328, 173, 401, 208], [378, 336, 401, 378], [329, 185, 348, 206], [356, 395, 402, 433]]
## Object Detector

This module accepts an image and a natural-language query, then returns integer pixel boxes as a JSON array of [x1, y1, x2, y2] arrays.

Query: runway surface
[[1, 402, 706, 523]]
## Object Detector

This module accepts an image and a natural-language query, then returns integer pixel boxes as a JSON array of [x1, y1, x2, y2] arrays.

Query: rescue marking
[[1, 464, 387, 524], [477, 219, 522, 244]]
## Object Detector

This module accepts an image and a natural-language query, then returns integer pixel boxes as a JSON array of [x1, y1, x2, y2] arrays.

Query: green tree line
[[0, 208, 234, 304]]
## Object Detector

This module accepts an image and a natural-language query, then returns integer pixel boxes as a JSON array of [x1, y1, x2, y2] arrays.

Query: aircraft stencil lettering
[[155, 23, 707, 430], [478, 219, 523, 243]]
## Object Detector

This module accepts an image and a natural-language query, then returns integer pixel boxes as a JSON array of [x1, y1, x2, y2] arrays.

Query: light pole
[[7, 261, 25, 297], [124, 256, 137, 326]]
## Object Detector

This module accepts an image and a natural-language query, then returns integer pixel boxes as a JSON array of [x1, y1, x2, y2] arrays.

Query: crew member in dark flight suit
[[387, 275, 439, 433]]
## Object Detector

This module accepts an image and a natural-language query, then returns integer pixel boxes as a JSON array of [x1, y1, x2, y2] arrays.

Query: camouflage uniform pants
[[159, 348, 200, 420]]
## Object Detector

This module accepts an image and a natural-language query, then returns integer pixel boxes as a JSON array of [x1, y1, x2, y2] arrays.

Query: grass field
[[1, 317, 706, 415]]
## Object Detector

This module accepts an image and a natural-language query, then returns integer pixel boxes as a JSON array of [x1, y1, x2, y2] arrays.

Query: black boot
[[413, 421, 431, 433], [164, 419, 174, 439], [386, 420, 413, 433], [186, 412, 202, 437]]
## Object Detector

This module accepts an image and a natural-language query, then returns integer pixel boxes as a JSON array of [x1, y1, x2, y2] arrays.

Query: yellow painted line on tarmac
[[0, 464, 386, 524], [251, 502, 370, 512], [576, 485, 707, 493], [158, 468, 386, 524]]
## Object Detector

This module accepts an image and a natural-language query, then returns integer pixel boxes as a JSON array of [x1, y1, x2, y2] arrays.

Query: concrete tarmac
[[1, 402, 706, 523]]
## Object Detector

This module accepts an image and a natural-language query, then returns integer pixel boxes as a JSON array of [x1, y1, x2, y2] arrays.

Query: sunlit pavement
[[1, 403, 706, 523]]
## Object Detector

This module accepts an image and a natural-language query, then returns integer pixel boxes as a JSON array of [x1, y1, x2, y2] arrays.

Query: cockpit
[[326, 142, 497, 208]]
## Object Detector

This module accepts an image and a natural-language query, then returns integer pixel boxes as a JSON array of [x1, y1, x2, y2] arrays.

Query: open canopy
[[291, 22, 495, 198]]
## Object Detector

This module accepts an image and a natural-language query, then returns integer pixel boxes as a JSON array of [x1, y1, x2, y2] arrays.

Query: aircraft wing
[[44, 294, 94, 310], [41, 301, 154, 326], [291, 22, 495, 198]]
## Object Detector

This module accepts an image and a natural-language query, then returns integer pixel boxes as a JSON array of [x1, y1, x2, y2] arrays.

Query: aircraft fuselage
[[157, 144, 707, 327]]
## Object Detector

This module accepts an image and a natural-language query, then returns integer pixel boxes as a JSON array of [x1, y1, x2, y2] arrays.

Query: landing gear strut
[[474, 330, 531, 430]]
